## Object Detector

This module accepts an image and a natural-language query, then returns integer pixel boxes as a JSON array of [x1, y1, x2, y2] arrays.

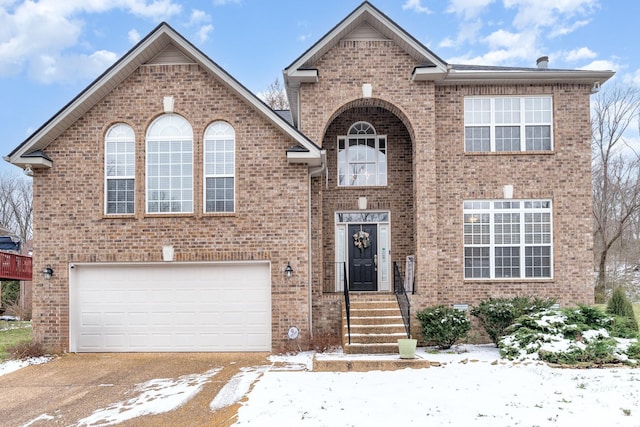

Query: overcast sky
[[1, 0, 638, 174]]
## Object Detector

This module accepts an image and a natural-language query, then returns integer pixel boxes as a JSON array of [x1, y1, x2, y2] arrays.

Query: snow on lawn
[[234, 345, 640, 427], [0, 356, 52, 377]]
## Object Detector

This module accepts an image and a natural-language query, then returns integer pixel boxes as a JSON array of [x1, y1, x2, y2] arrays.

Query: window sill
[[102, 214, 136, 220], [336, 185, 388, 189], [464, 278, 554, 284], [203, 212, 236, 217], [464, 151, 555, 156], [143, 213, 195, 218]]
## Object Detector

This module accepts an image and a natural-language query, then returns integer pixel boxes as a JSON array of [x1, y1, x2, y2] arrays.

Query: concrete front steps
[[311, 296, 430, 371], [343, 299, 408, 354]]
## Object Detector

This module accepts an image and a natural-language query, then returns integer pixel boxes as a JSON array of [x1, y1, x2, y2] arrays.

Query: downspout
[[308, 150, 327, 338]]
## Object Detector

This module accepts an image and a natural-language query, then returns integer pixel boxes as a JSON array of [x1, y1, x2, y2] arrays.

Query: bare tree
[[262, 78, 289, 110], [592, 86, 640, 302], [0, 170, 33, 244]]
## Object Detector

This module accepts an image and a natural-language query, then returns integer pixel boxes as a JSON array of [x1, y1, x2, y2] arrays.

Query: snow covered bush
[[417, 305, 471, 349], [499, 305, 639, 365], [470, 296, 556, 345]]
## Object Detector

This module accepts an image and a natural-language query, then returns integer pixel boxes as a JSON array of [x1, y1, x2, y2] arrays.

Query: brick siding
[[31, 64, 311, 352], [301, 40, 594, 338], [30, 38, 595, 351]]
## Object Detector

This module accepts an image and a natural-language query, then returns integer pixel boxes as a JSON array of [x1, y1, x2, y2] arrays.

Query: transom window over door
[[105, 123, 135, 214], [204, 121, 235, 213], [338, 121, 387, 186], [146, 114, 193, 214]]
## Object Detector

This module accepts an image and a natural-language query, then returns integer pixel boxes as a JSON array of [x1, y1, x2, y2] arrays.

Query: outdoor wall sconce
[[284, 262, 294, 278], [42, 265, 54, 280]]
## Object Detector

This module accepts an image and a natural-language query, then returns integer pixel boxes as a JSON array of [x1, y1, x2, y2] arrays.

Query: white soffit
[[440, 68, 616, 85]]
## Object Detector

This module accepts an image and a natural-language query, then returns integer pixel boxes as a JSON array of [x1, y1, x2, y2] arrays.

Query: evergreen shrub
[[470, 296, 556, 345], [607, 287, 639, 333], [417, 305, 471, 349]]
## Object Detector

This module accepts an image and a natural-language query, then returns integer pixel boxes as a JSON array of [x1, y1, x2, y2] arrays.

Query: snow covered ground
[[0, 356, 51, 377], [3, 346, 640, 426], [235, 345, 640, 427]]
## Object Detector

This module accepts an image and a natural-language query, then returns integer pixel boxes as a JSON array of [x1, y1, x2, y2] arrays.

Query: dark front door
[[348, 224, 377, 291]]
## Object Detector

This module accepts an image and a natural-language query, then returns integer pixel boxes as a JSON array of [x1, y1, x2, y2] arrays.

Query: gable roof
[[285, 1, 447, 75], [5, 22, 324, 170], [283, 1, 448, 126], [283, 1, 614, 126]]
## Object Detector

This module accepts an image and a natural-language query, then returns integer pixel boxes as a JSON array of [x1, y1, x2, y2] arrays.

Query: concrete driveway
[[0, 352, 272, 426]]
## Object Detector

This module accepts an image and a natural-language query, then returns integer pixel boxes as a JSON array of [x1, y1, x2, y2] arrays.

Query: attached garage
[[69, 262, 271, 352]]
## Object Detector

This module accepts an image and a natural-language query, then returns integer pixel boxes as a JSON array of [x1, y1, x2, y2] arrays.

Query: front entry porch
[[341, 296, 405, 354], [332, 211, 392, 293]]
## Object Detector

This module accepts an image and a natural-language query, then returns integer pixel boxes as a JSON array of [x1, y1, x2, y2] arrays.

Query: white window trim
[[104, 123, 135, 215], [463, 199, 554, 280], [464, 96, 554, 152], [337, 122, 387, 187], [203, 121, 236, 213], [145, 114, 194, 214]]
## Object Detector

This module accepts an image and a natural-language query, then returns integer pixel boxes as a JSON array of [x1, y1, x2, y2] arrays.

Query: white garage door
[[69, 262, 271, 352]]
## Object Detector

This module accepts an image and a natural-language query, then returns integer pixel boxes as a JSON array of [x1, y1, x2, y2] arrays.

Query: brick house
[[6, 2, 613, 353]]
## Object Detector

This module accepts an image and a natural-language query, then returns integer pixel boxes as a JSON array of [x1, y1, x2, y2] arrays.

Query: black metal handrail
[[342, 261, 351, 344], [394, 261, 411, 338]]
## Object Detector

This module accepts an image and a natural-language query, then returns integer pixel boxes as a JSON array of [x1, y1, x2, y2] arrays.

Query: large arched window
[[204, 121, 235, 213], [146, 114, 193, 213], [105, 123, 135, 214], [337, 121, 387, 186]]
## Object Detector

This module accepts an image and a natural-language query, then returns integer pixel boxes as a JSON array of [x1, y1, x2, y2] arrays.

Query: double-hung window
[[146, 114, 193, 214], [464, 96, 553, 152], [338, 121, 387, 186], [204, 121, 235, 213], [105, 123, 135, 214], [464, 200, 553, 279]]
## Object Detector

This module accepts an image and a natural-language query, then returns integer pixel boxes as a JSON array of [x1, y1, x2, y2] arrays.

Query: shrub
[[499, 305, 639, 365], [7, 340, 46, 360], [561, 304, 612, 338], [607, 287, 638, 333], [2, 301, 32, 321], [0, 281, 20, 306], [538, 338, 617, 365], [417, 305, 471, 349], [471, 296, 556, 345], [627, 342, 640, 360], [610, 316, 640, 339]]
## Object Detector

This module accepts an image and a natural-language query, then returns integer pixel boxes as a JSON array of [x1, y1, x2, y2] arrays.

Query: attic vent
[[148, 44, 195, 65], [344, 23, 389, 41], [536, 56, 549, 69]]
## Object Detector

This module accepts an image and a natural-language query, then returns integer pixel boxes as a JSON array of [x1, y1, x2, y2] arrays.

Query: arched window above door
[[338, 121, 387, 187]]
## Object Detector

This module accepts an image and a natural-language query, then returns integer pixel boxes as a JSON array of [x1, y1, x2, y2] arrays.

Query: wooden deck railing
[[0, 252, 32, 281]]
